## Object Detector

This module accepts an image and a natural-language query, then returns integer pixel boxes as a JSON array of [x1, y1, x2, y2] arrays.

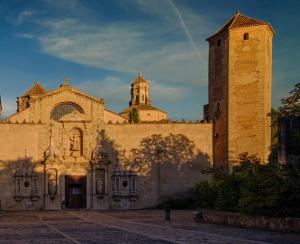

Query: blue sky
[[0, 0, 299, 120]]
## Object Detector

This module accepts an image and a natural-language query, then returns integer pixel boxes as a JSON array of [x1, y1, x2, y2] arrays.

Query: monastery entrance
[[65, 175, 87, 209]]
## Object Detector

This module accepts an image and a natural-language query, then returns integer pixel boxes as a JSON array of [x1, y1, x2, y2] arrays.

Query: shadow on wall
[[0, 158, 44, 210], [99, 131, 211, 200]]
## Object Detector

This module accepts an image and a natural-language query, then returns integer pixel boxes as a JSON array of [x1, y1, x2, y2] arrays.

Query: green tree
[[279, 83, 300, 116], [129, 107, 139, 123]]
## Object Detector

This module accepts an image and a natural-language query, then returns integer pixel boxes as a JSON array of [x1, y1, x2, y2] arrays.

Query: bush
[[192, 154, 300, 217]]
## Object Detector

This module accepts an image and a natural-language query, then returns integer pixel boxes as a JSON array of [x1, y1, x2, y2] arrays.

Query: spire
[[130, 72, 151, 106]]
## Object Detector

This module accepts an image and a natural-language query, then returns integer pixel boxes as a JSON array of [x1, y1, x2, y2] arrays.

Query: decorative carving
[[47, 168, 58, 198], [95, 169, 105, 196], [112, 167, 138, 204], [68, 128, 83, 157], [14, 167, 39, 201], [69, 135, 79, 152]]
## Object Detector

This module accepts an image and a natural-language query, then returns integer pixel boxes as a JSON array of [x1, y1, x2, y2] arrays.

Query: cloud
[[35, 17, 208, 85], [15, 33, 35, 39], [1, 97, 16, 118], [15, 9, 37, 25], [77, 76, 188, 110], [12, 0, 213, 86]]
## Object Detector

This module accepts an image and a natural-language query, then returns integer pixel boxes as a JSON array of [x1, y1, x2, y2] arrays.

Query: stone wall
[[203, 210, 300, 233], [208, 30, 230, 172], [228, 26, 273, 168], [0, 123, 48, 210], [104, 123, 213, 208], [208, 24, 273, 173], [104, 109, 127, 123], [0, 120, 213, 210]]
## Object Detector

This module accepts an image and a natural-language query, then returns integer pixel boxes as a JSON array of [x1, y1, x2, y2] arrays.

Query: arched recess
[[50, 102, 83, 121], [68, 127, 83, 156]]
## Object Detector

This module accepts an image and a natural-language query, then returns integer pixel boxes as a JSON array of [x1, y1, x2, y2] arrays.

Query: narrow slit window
[[217, 39, 221, 47], [244, 33, 249, 40]]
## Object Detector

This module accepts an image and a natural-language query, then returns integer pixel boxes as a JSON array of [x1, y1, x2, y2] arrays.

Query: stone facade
[[0, 81, 212, 210], [207, 12, 274, 173], [0, 12, 274, 210]]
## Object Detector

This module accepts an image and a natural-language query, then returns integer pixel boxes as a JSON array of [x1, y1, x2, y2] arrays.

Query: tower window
[[217, 39, 221, 47], [243, 33, 249, 40]]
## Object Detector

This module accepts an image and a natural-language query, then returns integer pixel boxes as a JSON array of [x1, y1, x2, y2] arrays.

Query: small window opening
[[217, 39, 221, 47], [244, 33, 249, 40]]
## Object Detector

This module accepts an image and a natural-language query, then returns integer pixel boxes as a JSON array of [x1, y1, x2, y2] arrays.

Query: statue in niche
[[68, 128, 83, 157], [69, 135, 79, 152], [96, 178, 104, 195], [48, 169, 57, 196], [95, 169, 105, 195]]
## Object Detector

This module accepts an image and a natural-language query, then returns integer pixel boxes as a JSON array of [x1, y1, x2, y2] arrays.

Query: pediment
[[59, 110, 91, 123]]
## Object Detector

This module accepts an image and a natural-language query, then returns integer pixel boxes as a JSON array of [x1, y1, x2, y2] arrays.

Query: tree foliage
[[278, 83, 300, 116], [129, 107, 139, 123], [193, 154, 300, 217]]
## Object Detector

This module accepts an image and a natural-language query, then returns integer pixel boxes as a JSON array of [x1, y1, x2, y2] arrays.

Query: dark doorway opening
[[65, 175, 86, 209]]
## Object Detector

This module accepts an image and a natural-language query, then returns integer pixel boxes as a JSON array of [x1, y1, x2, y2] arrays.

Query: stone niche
[[112, 167, 138, 210], [47, 168, 58, 199], [14, 168, 39, 202]]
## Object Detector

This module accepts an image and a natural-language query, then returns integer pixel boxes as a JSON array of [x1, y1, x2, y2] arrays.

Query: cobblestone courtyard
[[0, 210, 299, 243]]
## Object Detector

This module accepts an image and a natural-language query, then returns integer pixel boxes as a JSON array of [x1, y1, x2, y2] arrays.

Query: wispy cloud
[[14, 0, 212, 86], [15, 33, 35, 39], [77, 76, 188, 111], [167, 0, 206, 67], [35, 17, 208, 85], [15, 9, 37, 25], [1, 97, 16, 117]]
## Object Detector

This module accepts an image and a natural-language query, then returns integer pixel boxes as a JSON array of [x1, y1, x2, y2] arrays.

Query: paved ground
[[0, 210, 299, 244]]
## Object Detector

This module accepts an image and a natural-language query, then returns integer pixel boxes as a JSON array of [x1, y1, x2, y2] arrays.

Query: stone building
[[206, 11, 274, 173], [120, 73, 167, 122], [0, 12, 273, 210]]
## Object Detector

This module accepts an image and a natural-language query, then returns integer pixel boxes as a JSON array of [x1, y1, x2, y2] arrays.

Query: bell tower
[[129, 73, 151, 106], [207, 12, 275, 173]]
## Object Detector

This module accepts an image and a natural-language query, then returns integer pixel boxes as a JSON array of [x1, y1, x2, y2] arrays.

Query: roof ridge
[[207, 12, 274, 40], [21, 82, 48, 97], [229, 12, 268, 29]]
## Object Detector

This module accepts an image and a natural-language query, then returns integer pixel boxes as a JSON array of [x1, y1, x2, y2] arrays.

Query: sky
[[0, 0, 299, 120]]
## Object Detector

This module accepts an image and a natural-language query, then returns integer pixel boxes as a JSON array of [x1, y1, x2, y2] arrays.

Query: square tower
[[207, 12, 275, 173]]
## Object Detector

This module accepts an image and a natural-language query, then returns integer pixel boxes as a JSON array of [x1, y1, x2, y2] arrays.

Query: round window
[[50, 103, 83, 121]]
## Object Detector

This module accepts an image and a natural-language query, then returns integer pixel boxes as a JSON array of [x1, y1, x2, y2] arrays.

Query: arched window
[[50, 102, 83, 121], [243, 33, 249, 40]]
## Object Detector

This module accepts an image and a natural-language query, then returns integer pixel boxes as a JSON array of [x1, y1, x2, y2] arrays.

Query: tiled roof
[[21, 82, 48, 97], [231, 14, 268, 28], [120, 104, 166, 114], [207, 12, 275, 40]]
